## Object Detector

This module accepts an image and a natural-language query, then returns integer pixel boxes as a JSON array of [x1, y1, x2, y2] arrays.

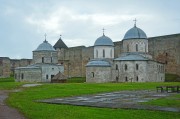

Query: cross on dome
[[102, 28, 105, 35], [133, 18, 137, 27], [44, 33, 47, 41]]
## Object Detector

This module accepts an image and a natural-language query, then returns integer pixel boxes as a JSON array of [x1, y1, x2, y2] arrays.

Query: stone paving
[[40, 90, 180, 112]]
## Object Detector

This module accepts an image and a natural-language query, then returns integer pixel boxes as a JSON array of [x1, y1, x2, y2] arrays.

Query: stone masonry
[[0, 33, 180, 78]]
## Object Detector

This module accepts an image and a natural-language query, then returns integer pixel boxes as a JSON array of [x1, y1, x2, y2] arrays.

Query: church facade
[[14, 39, 64, 82], [86, 24, 165, 83]]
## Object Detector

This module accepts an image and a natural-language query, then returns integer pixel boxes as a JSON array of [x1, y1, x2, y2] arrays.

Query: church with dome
[[13, 22, 166, 83], [86, 23, 165, 83], [14, 37, 64, 82]]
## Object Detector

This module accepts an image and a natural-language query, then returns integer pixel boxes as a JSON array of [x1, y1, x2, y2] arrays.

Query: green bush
[[165, 73, 180, 82]]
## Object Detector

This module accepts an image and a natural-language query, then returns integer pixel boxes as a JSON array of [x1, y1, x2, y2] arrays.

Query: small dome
[[94, 34, 114, 46], [34, 40, 55, 51], [86, 59, 111, 67], [123, 25, 147, 40]]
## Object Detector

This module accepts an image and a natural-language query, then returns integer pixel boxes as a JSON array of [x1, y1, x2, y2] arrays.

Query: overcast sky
[[0, 0, 180, 59]]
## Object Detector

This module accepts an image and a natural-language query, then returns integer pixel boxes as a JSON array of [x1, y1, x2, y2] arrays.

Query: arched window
[[136, 64, 139, 70], [136, 76, 139, 81], [103, 49, 105, 58], [91, 72, 94, 77], [42, 57, 44, 63], [125, 77, 128, 82], [96, 50, 98, 58], [21, 73, 24, 79], [127, 44, 129, 52], [136, 44, 138, 52], [116, 77, 119, 82], [51, 57, 53, 63], [116, 64, 118, 70], [125, 64, 128, 71]]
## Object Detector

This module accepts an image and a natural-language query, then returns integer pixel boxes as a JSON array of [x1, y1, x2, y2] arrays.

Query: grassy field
[[0, 77, 24, 90], [2, 78, 179, 119]]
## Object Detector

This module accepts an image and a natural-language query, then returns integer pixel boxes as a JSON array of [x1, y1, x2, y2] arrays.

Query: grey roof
[[94, 34, 114, 46], [34, 40, 55, 51], [53, 37, 68, 49], [86, 59, 111, 67], [114, 54, 149, 61], [123, 25, 147, 40]]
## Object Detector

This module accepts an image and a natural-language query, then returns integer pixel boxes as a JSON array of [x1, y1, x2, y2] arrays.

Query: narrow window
[[136, 64, 139, 70], [51, 57, 53, 63], [116, 64, 118, 70], [166, 53, 168, 56], [91, 72, 94, 77], [136, 76, 139, 81], [46, 75, 48, 79], [127, 44, 129, 52], [125, 77, 128, 82], [21, 73, 24, 79], [136, 44, 138, 52], [125, 64, 128, 71], [51, 75, 54, 79], [42, 57, 44, 63], [116, 77, 119, 82], [96, 50, 98, 58], [103, 49, 105, 58]]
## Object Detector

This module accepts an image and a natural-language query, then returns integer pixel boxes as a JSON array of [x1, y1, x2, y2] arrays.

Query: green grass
[[66, 77, 86, 83], [142, 93, 180, 107], [7, 82, 180, 119], [0, 77, 24, 90]]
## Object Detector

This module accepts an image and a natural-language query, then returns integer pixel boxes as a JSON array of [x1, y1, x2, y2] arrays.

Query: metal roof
[[34, 40, 55, 51], [123, 25, 147, 40], [114, 54, 149, 61], [53, 37, 68, 49], [86, 59, 111, 67], [94, 34, 114, 46]]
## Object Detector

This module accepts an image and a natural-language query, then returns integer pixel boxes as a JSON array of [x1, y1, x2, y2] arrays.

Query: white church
[[14, 21, 165, 83], [86, 23, 165, 83], [15, 38, 64, 82]]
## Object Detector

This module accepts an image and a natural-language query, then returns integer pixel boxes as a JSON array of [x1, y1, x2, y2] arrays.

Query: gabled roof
[[53, 37, 68, 49], [52, 72, 67, 80]]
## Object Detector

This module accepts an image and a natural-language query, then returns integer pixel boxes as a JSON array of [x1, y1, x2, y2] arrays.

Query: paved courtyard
[[40, 90, 180, 112]]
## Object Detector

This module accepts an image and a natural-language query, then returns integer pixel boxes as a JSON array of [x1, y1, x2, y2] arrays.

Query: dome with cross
[[123, 19, 147, 40]]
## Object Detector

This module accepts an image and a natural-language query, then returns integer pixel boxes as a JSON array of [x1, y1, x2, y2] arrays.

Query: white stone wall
[[33, 51, 58, 64], [41, 64, 64, 82], [112, 60, 165, 82], [113, 60, 148, 82], [147, 61, 165, 82], [94, 46, 114, 59], [14, 64, 64, 82], [86, 66, 112, 83], [123, 39, 148, 53], [14, 68, 42, 82]]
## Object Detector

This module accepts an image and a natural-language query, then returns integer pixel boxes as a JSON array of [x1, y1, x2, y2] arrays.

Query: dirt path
[[0, 90, 25, 119]]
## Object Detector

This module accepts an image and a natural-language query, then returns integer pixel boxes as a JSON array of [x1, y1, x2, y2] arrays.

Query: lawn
[[5, 79, 180, 119], [0, 77, 24, 90]]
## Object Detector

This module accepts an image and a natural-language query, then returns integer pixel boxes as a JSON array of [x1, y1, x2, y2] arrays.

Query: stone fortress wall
[[0, 33, 180, 78], [59, 33, 180, 77]]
